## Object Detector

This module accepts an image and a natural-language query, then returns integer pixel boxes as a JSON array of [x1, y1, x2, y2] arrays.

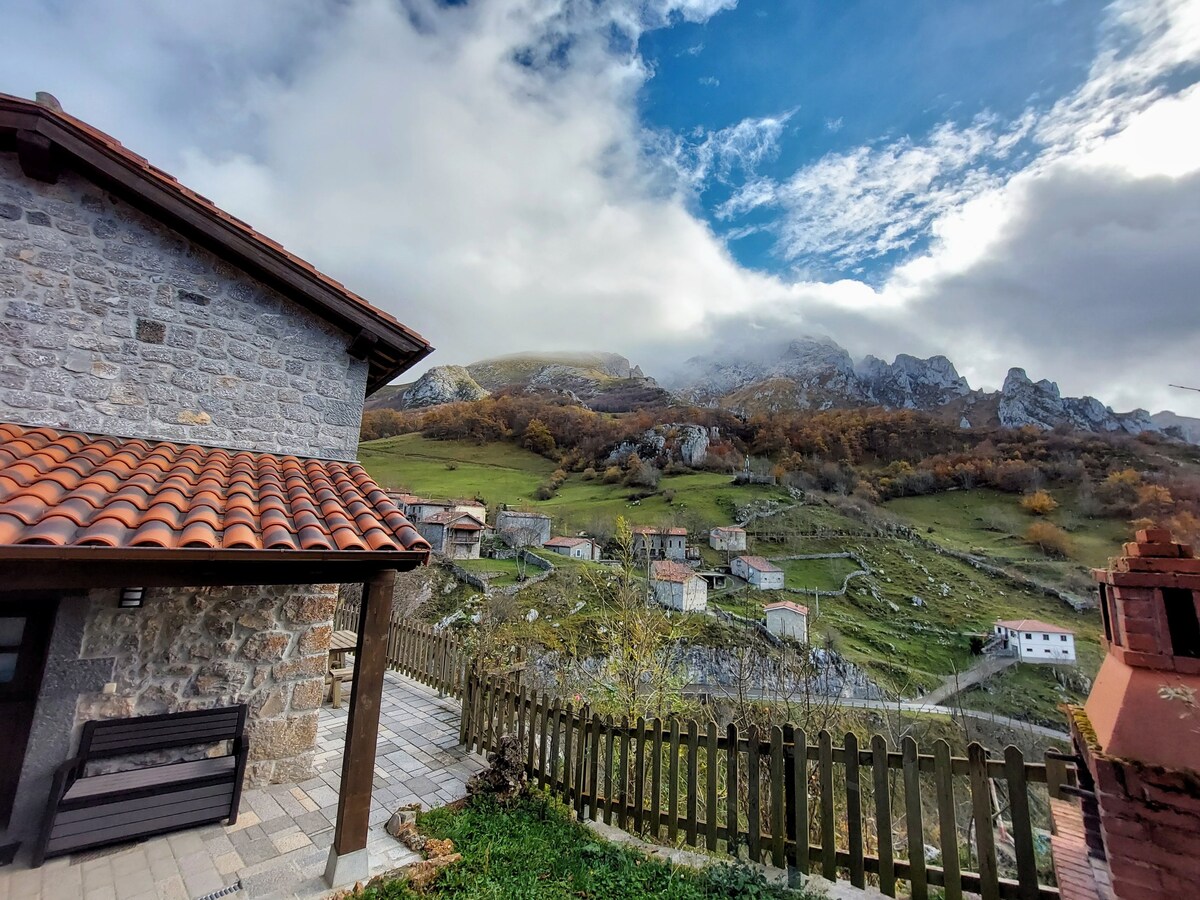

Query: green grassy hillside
[[359, 434, 790, 533]]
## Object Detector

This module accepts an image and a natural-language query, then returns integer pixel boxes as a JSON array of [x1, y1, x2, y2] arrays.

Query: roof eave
[[0, 97, 433, 393]]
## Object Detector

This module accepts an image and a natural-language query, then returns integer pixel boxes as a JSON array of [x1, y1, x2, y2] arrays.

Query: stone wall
[[77, 583, 337, 786], [0, 154, 368, 459]]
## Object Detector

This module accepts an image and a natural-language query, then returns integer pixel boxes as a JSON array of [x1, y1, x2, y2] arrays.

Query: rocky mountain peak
[[401, 365, 489, 408]]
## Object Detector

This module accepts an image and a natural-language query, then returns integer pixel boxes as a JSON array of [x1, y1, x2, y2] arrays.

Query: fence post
[[668, 718, 682, 844], [1005, 745, 1038, 900], [770, 726, 786, 869], [902, 736, 927, 900], [618, 716, 630, 831], [706, 721, 719, 852], [651, 718, 663, 840], [933, 739, 961, 900], [871, 734, 895, 896], [634, 717, 647, 835], [844, 731, 864, 888], [726, 723, 740, 858], [968, 742, 1000, 900], [748, 725, 761, 864], [793, 728, 808, 878]]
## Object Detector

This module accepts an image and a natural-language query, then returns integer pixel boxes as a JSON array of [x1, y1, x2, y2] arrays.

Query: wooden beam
[[332, 568, 396, 858], [0, 556, 422, 592]]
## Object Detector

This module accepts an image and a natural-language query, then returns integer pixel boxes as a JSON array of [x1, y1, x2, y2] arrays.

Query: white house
[[993, 619, 1076, 663], [496, 510, 552, 547], [765, 601, 809, 643], [544, 536, 601, 561], [633, 526, 687, 561], [650, 561, 708, 612], [415, 511, 485, 560], [731, 555, 785, 590], [709, 526, 747, 552]]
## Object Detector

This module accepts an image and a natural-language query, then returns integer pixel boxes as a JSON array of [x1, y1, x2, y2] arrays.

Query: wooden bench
[[327, 666, 353, 708], [33, 705, 249, 866]]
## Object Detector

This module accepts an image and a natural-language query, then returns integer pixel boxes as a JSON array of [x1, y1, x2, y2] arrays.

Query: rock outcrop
[[606, 423, 712, 467], [401, 366, 490, 408], [997, 368, 1157, 434]]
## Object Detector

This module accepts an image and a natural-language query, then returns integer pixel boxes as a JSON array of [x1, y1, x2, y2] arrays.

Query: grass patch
[[959, 660, 1097, 730], [778, 557, 862, 592], [351, 792, 820, 899], [455, 557, 529, 587], [359, 434, 791, 533]]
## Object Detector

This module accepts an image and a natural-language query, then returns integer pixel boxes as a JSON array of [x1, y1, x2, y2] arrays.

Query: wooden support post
[[325, 568, 396, 888]]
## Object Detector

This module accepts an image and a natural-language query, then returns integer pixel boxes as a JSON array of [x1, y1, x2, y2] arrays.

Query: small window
[[1045, 649, 1051, 655], [1043, 634, 1050, 641], [1163, 588, 1200, 659], [1025, 633, 1032, 640], [1061, 635, 1068, 642]]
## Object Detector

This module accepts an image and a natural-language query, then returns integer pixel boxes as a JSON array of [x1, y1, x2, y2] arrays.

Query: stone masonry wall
[[77, 583, 337, 786], [0, 154, 368, 460]]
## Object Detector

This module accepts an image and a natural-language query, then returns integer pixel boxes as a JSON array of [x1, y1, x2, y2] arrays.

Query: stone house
[[764, 600, 808, 643], [709, 525, 747, 552], [496, 509, 551, 548], [543, 536, 600, 561], [731, 555, 785, 590], [632, 526, 686, 561], [992, 619, 1076, 663], [416, 511, 484, 559], [0, 92, 432, 882], [650, 561, 707, 612]]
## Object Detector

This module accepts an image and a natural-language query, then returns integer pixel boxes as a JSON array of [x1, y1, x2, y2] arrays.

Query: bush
[[1020, 490, 1059, 516], [582, 467, 597, 481], [534, 484, 555, 501], [603, 466, 623, 484], [1025, 521, 1074, 558]]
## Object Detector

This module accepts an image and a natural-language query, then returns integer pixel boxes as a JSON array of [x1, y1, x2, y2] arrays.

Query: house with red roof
[[709, 525, 747, 552], [993, 619, 1076, 663], [0, 92, 431, 883], [764, 600, 809, 644], [650, 561, 707, 612], [631, 525, 687, 561], [416, 511, 484, 559], [731, 555, 785, 590], [544, 536, 601, 561]]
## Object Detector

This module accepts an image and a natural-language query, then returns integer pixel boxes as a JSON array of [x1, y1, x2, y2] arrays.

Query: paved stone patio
[[0, 671, 485, 900]]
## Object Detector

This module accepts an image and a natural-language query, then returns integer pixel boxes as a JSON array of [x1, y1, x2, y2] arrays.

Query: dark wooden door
[[0, 597, 57, 829]]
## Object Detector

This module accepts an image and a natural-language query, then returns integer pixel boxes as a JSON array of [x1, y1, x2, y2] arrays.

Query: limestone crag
[[401, 365, 489, 408], [606, 423, 712, 467], [997, 368, 1157, 434], [1151, 410, 1200, 445]]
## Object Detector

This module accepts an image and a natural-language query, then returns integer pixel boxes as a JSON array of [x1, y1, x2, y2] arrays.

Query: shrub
[[1020, 490, 1059, 516], [534, 484, 555, 501], [1025, 521, 1073, 558], [603, 466, 623, 484], [582, 467, 597, 480]]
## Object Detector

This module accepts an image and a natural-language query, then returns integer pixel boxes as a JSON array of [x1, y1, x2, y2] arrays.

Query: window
[[1163, 588, 1200, 658], [1045, 649, 1051, 655], [1043, 634, 1050, 641], [1061, 635, 1068, 642], [1025, 633, 1032, 640]]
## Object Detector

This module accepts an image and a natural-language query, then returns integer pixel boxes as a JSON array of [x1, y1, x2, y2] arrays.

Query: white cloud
[[0, 0, 1197, 420]]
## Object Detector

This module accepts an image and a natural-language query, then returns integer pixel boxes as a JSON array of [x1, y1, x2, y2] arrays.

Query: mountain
[[464, 351, 677, 412], [1152, 410, 1200, 444], [367, 352, 676, 413], [672, 337, 1162, 435]]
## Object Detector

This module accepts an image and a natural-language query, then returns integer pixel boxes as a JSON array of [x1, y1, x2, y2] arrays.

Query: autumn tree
[[1025, 521, 1073, 558], [1020, 490, 1059, 516]]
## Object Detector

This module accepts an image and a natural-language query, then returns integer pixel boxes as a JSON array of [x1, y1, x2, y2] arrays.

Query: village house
[[632, 526, 687, 561], [0, 92, 432, 884], [764, 600, 809, 643], [543, 536, 600, 561], [709, 525, 747, 552], [649, 561, 707, 612], [414, 511, 484, 560], [495, 509, 551, 548], [731, 555, 785, 590], [992, 619, 1076, 663]]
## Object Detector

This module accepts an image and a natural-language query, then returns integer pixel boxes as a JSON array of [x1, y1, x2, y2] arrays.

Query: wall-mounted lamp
[[119, 587, 145, 609]]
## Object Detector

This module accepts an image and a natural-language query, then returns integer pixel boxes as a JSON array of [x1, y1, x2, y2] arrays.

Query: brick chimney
[[1059, 527, 1200, 900]]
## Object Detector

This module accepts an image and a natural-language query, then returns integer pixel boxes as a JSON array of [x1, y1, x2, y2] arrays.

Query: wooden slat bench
[[33, 705, 249, 866]]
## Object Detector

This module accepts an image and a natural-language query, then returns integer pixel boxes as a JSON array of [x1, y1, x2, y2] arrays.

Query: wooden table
[[329, 630, 357, 668]]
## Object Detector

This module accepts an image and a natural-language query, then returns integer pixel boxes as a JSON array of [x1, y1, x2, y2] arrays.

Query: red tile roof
[[0, 93, 431, 392], [764, 600, 809, 616], [651, 561, 701, 584], [545, 537, 593, 548], [421, 511, 484, 529], [996, 618, 1074, 636], [0, 423, 429, 554], [632, 526, 687, 536], [734, 555, 782, 573]]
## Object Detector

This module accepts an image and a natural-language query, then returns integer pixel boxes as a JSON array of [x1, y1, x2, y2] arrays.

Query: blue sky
[[638, 1, 1104, 278], [1, 0, 1198, 416]]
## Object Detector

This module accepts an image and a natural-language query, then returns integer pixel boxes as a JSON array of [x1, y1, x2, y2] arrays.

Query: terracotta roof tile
[[0, 423, 429, 555], [651, 561, 701, 584], [734, 555, 782, 573]]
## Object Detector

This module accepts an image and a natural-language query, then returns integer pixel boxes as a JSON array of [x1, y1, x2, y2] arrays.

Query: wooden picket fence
[[331, 609, 1073, 899], [460, 670, 1074, 900], [334, 598, 468, 699]]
